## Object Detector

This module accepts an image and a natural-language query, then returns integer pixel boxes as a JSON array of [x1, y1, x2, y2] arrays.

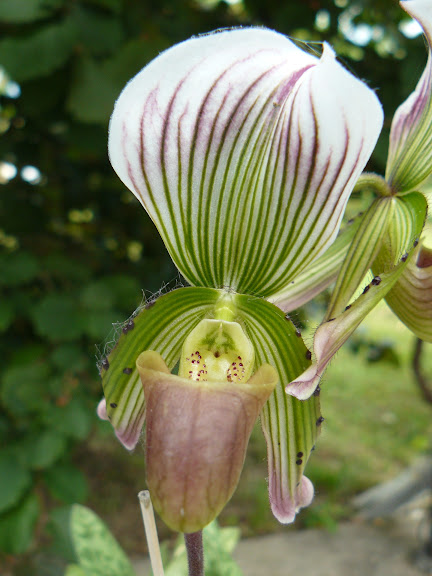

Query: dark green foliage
[[0, 492, 40, 555], [0, 0, 64, 24], [0, 0, 426, 570], [0, 454, 32, 514]]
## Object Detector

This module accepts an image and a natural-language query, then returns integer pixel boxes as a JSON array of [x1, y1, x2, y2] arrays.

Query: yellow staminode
[[178, 319, 255, 383]]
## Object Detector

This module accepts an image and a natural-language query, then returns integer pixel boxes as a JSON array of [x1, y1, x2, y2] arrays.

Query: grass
[[316, 301, 432, 489]]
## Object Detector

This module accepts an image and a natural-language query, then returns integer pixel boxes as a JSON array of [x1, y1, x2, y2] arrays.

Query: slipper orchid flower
[[99, 27, 386, 533]]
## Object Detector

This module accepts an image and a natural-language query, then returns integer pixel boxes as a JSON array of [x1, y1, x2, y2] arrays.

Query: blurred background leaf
[[0, 0, 431, 573]]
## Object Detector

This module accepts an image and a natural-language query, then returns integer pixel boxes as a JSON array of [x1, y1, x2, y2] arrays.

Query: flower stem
[[184, 531, 204, 576], [353, 172, 392, 197], [213, 293, 236, 322], [138, 490, 165, 576]]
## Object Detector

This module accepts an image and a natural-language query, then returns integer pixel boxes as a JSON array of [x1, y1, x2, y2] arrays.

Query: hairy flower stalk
[[98, 6, 432, 545]]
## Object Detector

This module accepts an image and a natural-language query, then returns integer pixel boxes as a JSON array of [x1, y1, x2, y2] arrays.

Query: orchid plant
[[98, 0, 432, 568]]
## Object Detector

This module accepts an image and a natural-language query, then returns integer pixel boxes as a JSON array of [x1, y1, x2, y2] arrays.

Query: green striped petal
[[325, 197, 394, 319], [382, 191, 431, 343], [109, 29, 383, 296], [287, 192, 427, 400], [236, 294, 320, 523], [386, 1, 432, 191], [384, 242, 432, 342], [269, 216, 360, 312], [99, 287, 221, 449], [373, 192, 428, 272]]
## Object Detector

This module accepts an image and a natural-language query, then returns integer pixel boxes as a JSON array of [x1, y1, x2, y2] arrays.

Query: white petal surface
[[109, 29, 383, 295]]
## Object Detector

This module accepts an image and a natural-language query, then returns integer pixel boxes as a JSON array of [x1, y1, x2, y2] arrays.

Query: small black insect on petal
[[145, 300, 156, 310], [110, 402, 117, 408], [401, 252, 408, 262], [305, 350, 312, 360], [123, 367, 133, 374], [295, 330, 302, 338], [345, 304, 352, 311], [371, 276, 381, 286], [297, 451, 304, 458], [316, 416, 325, 426], [296, 459, 303, 465], [102, 357, 110, 370], [313, 385, 321, 397]]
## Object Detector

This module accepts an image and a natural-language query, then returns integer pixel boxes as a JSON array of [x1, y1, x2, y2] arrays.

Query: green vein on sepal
[[325, 197, 394, 320], [385, 242, 432, 342], [235, 294, 320, 517], [377, 191, 431, 341], [270, 215, 361, 312], [100, 287, 221, 441], [287, 190, 428, 401], [373, 192, 428, 272]]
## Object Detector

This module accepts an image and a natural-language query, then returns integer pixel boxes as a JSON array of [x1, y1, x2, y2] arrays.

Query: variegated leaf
[[70, 505, 135, 576], [109, 28, 383, 296]]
